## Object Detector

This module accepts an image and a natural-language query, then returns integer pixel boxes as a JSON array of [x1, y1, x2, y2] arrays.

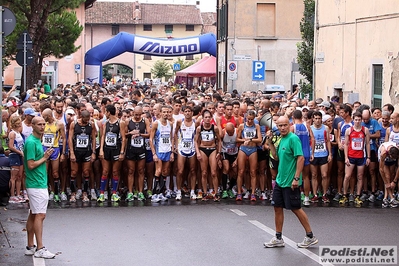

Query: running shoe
[[190, 192, 197, 200], [158, 194, 168, 201], [250, 194, 256, 201], [104, 191, 108, 200], [390, 199, 399, 208], [382, 198, 389, 208], [176, 191, 182, 201], [126, 192, 134, 202], [138, 192, 145, 201], [147, 190, 153, 199], [367, 194, 375, 203], [236, 194, 242, 201], [242, 186, 248, 194], [354, 196, 363, 205], [49, 192, 54, 201], [322, 195, 330, 203], [111, 193, 120, 202], [231, 186, 238, 196], [360, 193, 368, 202], [310, 195, 319, 203], [213, 194, 221, 202], [133, 190, 138, 199], [264, 237, 285, 248], [82, 193, 89, 202], [333, 193, 342, 202], [69, 194, 76, 203], [260, 192, 268, 200], [18, 195, 26, 203], [297, 236, 318, 248], [309, 192, 314, 199], [227, 190, 235, 198], [301, 192, 305, 201], [197, 191, 203, 200], [97, 193, 105, 203], [303, 198, 310, 206], [34, 247, 55, 259], [54, 194, 60, 203], [23, 191, 29, 202], [377, 191, 384, 201], [66, 187, 71, 196], [25, 245, 36, 256], [151, 194, 160, 203], [206, 193, 215, 200], [60, 192, 67, 201], [165, 190, 172, 199], [75, 189, 82, 200], [90, 189, 97, 201], [348, 194, 355, 202], [339, 195, 348, 204], [317, 191, 323, 198], [243, 191, 250, 199], [8, 196, 18, 203], [221, 190, 229, 199]]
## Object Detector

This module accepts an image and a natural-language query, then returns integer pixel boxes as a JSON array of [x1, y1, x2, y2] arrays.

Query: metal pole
[[23, 31, 27, 93], [0, 6, 3, 134]]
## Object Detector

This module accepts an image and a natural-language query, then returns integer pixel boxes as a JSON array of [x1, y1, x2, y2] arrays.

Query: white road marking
[[230, 209, 247, 216], [33, 256, 46, 266], [249, 220, 334, 266]]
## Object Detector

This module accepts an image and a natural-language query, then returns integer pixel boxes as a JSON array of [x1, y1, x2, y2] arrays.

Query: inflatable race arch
[[84, 32, 217, 84]]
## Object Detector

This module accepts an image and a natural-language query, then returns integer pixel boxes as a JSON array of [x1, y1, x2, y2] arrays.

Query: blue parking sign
[[252, 61, 265, 81]]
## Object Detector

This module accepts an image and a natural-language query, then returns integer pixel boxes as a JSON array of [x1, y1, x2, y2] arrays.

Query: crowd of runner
[[2, 81, 399, 208]]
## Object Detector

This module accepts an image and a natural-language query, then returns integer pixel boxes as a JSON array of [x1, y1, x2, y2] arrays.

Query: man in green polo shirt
[[264, 116, 318, 249], [23, 116, 56, 259]]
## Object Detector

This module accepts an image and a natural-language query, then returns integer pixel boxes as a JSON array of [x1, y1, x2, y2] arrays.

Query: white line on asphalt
[[248, 220, 334, 266], [33, 256, 46, 266], [230, 209, 247, 216]]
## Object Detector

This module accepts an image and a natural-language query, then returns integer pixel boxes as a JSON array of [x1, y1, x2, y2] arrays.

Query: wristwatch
[[293, 177, 300, 181]]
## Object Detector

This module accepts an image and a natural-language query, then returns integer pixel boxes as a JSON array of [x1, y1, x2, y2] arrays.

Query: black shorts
[[272, 184, 301, 210], [257, 149, 269, 162], [369, 150, 377, 163], [384, 160, 397, 166], [126, 152, 146, 161], [310, 156, 328, 166], [348, 157, 366, 166], [336, 149, 345, 162], [74, 150, 92, 163], [269, 157, 279, 170], [103, 147, 121, 161], [221, 153, 237, 164]]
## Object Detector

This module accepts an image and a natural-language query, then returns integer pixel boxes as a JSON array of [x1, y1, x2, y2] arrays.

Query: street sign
[[173, 63, 180, 71], [17, 30, 33, 49], [74, 63, 81, 74], [233, 54, 251, 60], [252, 61, 265, 81], [16, 49, 34, 66], [2, 7, 16, 37], [227, 60, 237, 80]]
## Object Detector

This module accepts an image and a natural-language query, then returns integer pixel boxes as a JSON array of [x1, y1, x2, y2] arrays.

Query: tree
[[1, 0, 84, 91], [170, 57, 198, 71], [151, 60, 172, 79], [296, 0, 315, 95]]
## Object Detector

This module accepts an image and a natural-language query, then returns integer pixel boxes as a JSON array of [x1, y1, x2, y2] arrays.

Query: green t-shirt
[[44, 84, 51, 94], [276, 132, 303, 188], [23, 134, 48, 189]]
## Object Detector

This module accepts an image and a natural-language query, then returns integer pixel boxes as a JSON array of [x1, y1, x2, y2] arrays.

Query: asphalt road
[[1, 198, 398, 266]]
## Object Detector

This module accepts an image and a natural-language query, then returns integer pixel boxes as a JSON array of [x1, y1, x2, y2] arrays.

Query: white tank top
[[221, 129, 238, 155], [22, 121, 33, 140]]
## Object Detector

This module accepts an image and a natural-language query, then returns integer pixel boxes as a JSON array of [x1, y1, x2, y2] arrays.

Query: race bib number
[[351, 138, 363, 151], [314, 140, 326, 153], [105, 132, 117, 146], [181, 138, 192, 152], [42, 133, 55, 147], [244, 128, 256, 139], [201, 131, 214, 141], [145, 139, 151, 150], [76, 134, 89, 148], [225, 143, 237, 155], [131, 136, 144, 147], [159, 133, 171, 153]]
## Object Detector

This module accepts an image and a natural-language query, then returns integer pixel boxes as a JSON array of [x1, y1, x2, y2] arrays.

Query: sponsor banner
[[133, 36, 200, 56]]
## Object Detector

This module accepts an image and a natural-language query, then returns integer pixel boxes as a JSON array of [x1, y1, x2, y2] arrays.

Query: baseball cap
[[23, 108, 38, 116], [317, 101, 331, 108], [6, 100, 18, 108], [65, 109, 76, 116], [39, 94, 49, 100], [274, 94, 283, 99], [322, 114, 332, 123]]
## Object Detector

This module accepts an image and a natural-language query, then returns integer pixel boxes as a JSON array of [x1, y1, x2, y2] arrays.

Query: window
[[218, 3, 227, 40], [257, 3, 275, 37], [143, 55, 152, 60], [143, 73, 151, 80], [372, 65, 383, 108], [112, 24, 119, 35], [165, 25, 173, 32], [143, 24, 152, 31], [186, 55, 194, 60], [186, 25, 194, 31]]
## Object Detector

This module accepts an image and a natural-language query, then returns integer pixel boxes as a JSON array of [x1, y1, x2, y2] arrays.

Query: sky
[[98, 0, 217, 12]]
